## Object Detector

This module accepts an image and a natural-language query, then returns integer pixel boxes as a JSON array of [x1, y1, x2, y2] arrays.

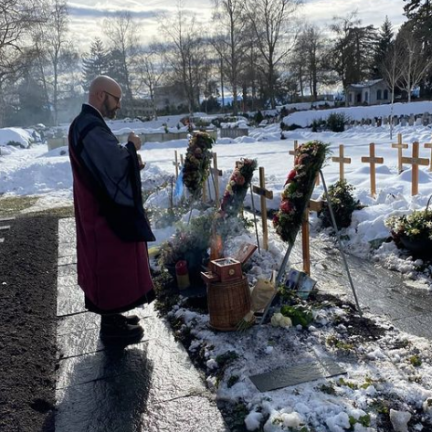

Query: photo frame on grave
[[285, 269, 301, 290], [296, 272, 317, 300]]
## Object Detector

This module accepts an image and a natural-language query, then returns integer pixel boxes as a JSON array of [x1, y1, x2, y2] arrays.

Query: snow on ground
[[4, 101, 432, 430]]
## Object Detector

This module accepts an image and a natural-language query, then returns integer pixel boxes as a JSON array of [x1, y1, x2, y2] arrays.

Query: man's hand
[[128, 132, 141, 150], [137, 154, 146, 171]]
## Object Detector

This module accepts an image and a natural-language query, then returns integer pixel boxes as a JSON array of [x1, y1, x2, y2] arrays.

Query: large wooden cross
[[391, 133, 408, 174], [173, 150, 180, 179], [361, 143, 384, 197], [424, 140, 432, 172], [331, 145, 351, 181], [210, 153, 223, 204], [289, 140, 298, 162], [252, 167, 273, 251], [401, 141, 429, 196]]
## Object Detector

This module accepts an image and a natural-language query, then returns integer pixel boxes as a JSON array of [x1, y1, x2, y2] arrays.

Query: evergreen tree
[[371, 17, 394, 78], [81, 38, 109, 91]]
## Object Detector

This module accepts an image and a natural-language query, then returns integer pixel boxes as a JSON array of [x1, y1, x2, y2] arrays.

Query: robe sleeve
[[80, 126, 136, 207]]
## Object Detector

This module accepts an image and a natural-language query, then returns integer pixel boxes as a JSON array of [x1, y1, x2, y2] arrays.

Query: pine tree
[[371, 17, 394, 78], [81, 38, 109, 91]]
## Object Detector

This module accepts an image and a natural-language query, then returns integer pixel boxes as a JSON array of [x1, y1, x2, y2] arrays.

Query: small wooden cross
[[361, 143, 384, 197], [391, 133, 408, 174], [173, 150, 180, 179], [302, 199, 324, 275], [252, 167, 273, 251], [424, 140, 432, 172], [210, 153, 223, 204], [331, 145, 351, 181], [401, 141, 429, 196], [289, 140, 298, 162]]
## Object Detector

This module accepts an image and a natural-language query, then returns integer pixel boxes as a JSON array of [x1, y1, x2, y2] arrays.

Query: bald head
[[88, 75, 122, 119]]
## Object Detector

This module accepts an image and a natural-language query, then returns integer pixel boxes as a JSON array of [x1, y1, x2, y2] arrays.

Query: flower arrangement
[[182, 131, 215, 199], [218, 158, 258, 219], [319, 180, 363, 230], [385, 200, 432, 253], [273, 141, 329, 245]]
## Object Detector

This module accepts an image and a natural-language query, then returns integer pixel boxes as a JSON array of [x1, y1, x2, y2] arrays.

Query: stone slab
[[249, 358, 346, 392]]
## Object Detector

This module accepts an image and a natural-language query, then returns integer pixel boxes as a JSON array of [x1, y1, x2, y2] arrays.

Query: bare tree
[[0, 0, 43, 126], [211, 0, 247, 114], [136, 43, 167, 119], [158, 1, 208, 114], [397, 27, 432, 102], [103, 11, 140, 115], [380, 41, 404, 138], [245, 0, 301, 108]]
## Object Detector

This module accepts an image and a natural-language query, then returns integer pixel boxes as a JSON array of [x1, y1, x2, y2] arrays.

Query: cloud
[[67, 5, 166, 20]]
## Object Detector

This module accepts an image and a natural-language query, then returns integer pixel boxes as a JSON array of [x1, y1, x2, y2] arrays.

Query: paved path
[[54, 218, 432, 431], [55, 219, 228, 432]]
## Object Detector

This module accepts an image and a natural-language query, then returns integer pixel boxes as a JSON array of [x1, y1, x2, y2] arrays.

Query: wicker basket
[[207, 276, 251, 331]]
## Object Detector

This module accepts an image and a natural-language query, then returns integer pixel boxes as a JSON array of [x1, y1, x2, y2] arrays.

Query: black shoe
[[122, 314, 140, 325], [100, 315, 144, 344]]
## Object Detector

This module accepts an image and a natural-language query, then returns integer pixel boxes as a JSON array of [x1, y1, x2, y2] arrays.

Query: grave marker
[[331, 145, 351, 181], [252, 167, 273, 251], [289, 140, 298, 163], [302, 199, 323, 275], [401, 141, 429, 196], [391, 133, 408, 174], [210, 153, 223, 204], [361, 143, 384, 197], [424, 140, 432, 172], [173, 151, 180, 179]]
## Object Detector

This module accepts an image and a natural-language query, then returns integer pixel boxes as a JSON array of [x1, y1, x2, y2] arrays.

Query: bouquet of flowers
[[385, 198, 432, 252], [273, 141, 329, 245], [182, 132, 214, 199], [217, 158, 258, 219]]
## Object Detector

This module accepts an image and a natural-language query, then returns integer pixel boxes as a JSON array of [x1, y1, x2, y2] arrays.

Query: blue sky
[[68, 0, 408, 52]]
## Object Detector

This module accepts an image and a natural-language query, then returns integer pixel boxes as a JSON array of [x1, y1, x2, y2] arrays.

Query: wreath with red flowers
[[182, 131, 215, 199], [273, 141, 329, 245]]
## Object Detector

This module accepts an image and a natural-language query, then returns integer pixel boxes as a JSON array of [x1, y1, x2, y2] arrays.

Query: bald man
[[68, 75, 155, 345]]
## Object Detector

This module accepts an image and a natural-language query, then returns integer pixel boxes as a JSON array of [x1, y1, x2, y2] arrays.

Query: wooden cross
[[361, 143, 384, 197], [289, 140, 298, 162], [402, 142, 429, 196], [391, 133, 408, 174], [331, 145, 351, 181], [252, 167, 273, 251], [424, 140, 432, 172], [301, 199, 324, 275], [173, 150, 180, 179], [210, 153, 223, 204], [180, 154, 184, 165]]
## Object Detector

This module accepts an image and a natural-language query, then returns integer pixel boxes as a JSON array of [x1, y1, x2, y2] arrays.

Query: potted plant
[[385, 196, 432, 255]]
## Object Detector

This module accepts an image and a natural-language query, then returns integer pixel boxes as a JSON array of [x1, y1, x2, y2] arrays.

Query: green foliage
[[318, 382, 336, 395], [326, 113, 347, 132], [311, 118, 326, 132], [349, 414, 371, 429], [319, 180, 363, 230], [409, 355, 422, 367], [216, 350, 239, 367], [326, 335, 354, 351], [227, 375, 240, 388], [254, 110, 264, 124], [280, 304, 314, 328]]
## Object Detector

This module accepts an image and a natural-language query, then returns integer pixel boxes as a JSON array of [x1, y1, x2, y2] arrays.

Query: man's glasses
[[103, 90, 121, 104]]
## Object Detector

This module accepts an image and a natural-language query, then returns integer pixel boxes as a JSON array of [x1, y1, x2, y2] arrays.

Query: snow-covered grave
[[4, 102, 432, 430]]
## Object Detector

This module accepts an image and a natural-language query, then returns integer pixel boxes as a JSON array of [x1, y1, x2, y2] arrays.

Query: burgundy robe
[[68, 104, 155, 314]]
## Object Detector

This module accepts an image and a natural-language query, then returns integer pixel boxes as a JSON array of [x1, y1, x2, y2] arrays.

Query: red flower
[[280, 199, 293, 213], [288, 170, 297, 181], [272, 214, 279, 226]]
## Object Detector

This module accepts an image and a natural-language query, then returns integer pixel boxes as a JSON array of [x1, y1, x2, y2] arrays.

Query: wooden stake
[[210, 153, 223, 205], [180, 154, 184, 165], [252, 167, 273, 251], [401, 141, 429, 196], [424, 140, 432, 172], [391, 133, 408, 174], [361, 143, 384, 197], [302, 200, 324, 275], [331, 145, 351, 181], [173, 151, 180, 179]]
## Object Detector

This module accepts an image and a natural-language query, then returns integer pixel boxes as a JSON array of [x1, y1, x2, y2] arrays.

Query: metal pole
[[249, 184, 261, 253], [319, 170, 363, 316]]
